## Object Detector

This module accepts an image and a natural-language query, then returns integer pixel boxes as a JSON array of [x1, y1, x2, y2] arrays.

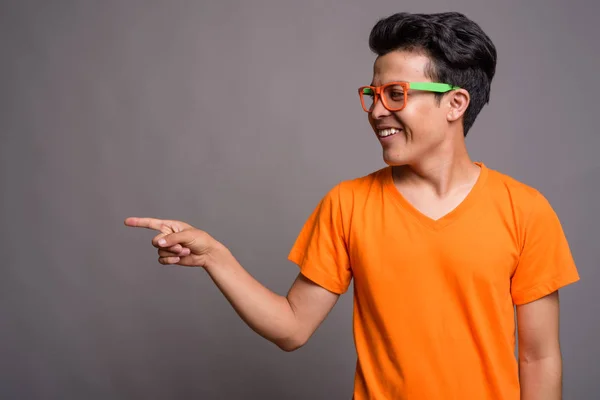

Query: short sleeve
[[287, 184, 352, 294], [511, 191, 580, 305]]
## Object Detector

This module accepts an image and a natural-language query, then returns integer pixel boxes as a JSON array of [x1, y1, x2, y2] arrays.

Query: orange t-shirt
[[288, 162, 580, 400]]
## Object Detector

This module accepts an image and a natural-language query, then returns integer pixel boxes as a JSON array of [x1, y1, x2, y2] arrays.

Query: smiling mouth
[[377, 128, 402, 138]]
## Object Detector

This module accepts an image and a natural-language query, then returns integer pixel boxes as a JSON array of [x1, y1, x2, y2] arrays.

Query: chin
[[382, 155, 410, 167], [382, 148, 411, 166]]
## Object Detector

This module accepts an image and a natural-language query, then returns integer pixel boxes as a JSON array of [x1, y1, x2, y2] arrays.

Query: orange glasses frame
[[358, 81, 460, 113]]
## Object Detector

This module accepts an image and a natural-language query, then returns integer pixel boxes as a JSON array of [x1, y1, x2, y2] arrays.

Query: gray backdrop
[[1, 0, 598, 399]]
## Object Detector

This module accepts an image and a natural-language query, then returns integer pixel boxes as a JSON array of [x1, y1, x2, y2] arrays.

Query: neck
[[391, 135, 480, 198]]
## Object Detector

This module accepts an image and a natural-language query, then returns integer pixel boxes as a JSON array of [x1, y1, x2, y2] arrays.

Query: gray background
[[1, 0, 598, 398]]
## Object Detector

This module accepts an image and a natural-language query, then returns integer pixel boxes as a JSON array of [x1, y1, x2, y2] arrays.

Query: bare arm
[[205, 243, 340, 351], [124, 217, 340, 351], [517, 290, 562, 400]]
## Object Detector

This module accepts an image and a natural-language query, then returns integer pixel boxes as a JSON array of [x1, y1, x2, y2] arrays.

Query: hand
[[124, 217, 219, 267]]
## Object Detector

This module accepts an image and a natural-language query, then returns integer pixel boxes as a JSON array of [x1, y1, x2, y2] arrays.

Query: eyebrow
[[369, 80, 408, 86]]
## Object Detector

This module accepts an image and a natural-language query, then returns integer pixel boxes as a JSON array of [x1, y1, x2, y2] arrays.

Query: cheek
[[391, 109, 420, 135], [368, 114, 376, 128], [399, 103, 443, 133]]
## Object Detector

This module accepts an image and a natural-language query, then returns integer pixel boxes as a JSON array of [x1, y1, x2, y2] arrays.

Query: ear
[[446, 89, 470, 123]]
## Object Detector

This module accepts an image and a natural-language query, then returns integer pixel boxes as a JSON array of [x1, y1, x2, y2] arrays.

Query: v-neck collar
[[383, 161, 489, 231]]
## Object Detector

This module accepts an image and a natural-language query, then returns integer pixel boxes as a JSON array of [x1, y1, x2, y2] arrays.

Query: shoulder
[[309, 166, 389, 216], [324, 166, 389, 205], [484, 164, 548, 207], [296, 167, 389, 233], [483, 163, 556, 226], [295, 167, 388, 219], [485, 165, 540, 200]]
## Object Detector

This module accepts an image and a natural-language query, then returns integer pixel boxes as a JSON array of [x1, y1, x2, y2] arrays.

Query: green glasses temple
[[362, 82, 460, 95]]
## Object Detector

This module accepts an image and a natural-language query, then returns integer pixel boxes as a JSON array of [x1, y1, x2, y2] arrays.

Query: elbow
[[274, 334, 307, 352], [518, 343, 562, 365]]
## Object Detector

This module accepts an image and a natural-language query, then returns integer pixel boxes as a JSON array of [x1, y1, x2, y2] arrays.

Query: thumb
[[156, 230, 198, 249]]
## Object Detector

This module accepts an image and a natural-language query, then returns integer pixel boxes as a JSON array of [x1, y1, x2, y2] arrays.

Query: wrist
[[204, 239, 233, 271]]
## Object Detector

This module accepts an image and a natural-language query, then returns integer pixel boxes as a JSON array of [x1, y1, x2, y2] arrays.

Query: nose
[[370, 95, 391, 119]]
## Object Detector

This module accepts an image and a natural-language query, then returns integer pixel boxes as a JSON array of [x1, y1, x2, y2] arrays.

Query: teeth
[[378, 128, 400, 137]]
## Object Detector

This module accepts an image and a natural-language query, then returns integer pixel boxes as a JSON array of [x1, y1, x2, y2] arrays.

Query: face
[[366, 50, 461, 166]]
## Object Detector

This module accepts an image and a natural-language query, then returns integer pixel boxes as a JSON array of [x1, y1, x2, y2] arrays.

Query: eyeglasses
[[358, 81, 460, 113]]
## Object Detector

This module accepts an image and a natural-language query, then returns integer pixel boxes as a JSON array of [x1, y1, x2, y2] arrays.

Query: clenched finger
[[166, 244, 190, 255], [158, 256, 180, 265], [158, 248, 190, 257]]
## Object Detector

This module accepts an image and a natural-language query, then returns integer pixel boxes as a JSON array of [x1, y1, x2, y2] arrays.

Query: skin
[[367, 50, 480, 219], [125, 50, 563, 398], [517, 291, 563, 399], [123, 217, 338, 351]]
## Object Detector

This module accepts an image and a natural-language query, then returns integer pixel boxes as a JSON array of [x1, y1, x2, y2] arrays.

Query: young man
[[125, 12, 580, 399]]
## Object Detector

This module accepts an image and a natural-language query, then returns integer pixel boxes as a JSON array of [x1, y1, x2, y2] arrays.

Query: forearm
[[519, 355, 562, 400], [204, 243, 301, 350]]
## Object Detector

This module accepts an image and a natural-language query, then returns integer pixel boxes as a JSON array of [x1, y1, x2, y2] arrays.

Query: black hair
[[369, 12, 497, 136]]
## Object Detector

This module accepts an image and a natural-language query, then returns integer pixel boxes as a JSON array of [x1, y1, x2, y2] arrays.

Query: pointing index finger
[[124, 217, 166, 231]]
